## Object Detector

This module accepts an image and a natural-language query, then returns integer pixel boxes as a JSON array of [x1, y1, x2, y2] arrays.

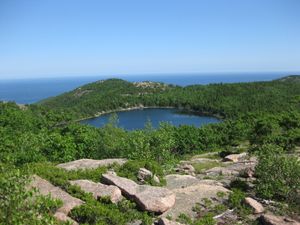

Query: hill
[[275, 75, 300, 83], [38, 76, 300, 119]]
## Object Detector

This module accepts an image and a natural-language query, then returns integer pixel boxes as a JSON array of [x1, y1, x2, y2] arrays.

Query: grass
[[192, 161, 223, 174]]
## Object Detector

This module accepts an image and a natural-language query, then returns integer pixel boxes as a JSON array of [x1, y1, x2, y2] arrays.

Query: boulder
[[57, 158, 127, 171], [137, 168, 153, 182], [224, 152, 247, 162], [244, 197, 264, 214], [30, 175, 83, 215], [102, 173, 175, 213], [70, 179, 122, 203], [259, 213, 300, 225]]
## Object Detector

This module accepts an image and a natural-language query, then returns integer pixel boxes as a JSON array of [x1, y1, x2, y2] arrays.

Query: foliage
[[0, 164, 61, 225], [255, 144, 300, 203]]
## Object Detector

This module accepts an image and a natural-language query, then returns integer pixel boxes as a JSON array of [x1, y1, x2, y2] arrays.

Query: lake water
[[0, 72, 289, 104], [81, 108, 220, 130]]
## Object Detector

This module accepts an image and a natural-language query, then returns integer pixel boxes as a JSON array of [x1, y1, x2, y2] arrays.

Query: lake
[[81, 108, 220, 130]]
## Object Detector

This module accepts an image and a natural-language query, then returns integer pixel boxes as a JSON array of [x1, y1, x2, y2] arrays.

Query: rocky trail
[[30, 154, 300, 225]]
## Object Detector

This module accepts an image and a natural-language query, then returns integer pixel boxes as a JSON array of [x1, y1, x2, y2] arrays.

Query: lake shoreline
[[77, 105, 223, 123]]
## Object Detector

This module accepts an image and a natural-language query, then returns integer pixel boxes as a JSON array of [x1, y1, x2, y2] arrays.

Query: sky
[[0, 0, 299, 79]]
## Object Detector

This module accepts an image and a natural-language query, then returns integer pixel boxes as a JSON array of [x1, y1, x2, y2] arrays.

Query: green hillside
[[39, 75, 300, 119]]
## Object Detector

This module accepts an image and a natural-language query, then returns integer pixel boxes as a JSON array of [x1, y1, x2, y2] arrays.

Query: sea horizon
[[0, 71, 298, 104]]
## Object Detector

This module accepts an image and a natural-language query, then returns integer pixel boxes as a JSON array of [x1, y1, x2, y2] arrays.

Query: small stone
[[153, 175, 160, 183], [244, 197, 264, 214], [224, 152, 247, 162], [137, 168, 153, 182]]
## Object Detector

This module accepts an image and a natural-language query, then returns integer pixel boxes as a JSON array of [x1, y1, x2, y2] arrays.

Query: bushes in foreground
[[255, 144, 300, 204], [0, 164, 62, 225]]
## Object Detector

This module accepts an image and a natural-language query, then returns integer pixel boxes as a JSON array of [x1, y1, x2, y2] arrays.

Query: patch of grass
[[192, 161, 222, 174]]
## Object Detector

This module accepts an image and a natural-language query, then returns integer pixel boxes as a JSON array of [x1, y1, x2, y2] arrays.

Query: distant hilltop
[[274, 75, 300, 82]]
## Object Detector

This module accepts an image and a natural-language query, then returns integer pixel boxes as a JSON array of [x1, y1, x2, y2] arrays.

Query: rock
[[57, 158, 127, 171], [244, 197, 264, 214], [224, 152, 247, 162], [30, 175, 83, 215], [166, 174, 224, 190], [54, 212, 78, 225], [153, 175, 160, 183], [165, 174, 200, 189], [241, 167, 255, 178], [102, 173, 176, 213], [137, 168, 153, 182], [259, 213, 300, 225], [70, 179, 122, 203], [161, 182, 230, 220], [182, 164, 195, 173], [175, 163, 196, 176], [205, 167, 239, 176], [158, 217, 184, 225]]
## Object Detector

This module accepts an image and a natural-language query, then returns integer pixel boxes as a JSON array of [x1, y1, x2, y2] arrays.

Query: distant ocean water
[[0, 72, 292, 104]]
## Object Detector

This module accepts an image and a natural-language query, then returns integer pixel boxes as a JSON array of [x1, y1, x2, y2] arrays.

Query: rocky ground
[[30, 154, 300, 225]]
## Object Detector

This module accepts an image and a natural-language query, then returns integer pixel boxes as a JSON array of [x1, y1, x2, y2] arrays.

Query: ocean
[[0, 72, 289, 104]]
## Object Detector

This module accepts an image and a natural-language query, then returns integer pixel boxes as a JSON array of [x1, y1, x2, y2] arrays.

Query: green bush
[[255, 144, 300, 203], [0, 164, 61, 225]]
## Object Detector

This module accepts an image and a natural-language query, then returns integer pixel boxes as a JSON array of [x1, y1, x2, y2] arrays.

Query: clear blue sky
[[0, 0, 299, 79]]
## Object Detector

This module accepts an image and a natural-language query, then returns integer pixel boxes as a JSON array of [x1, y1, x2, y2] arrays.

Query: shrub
[[255, 144, 300, 203], [0, 164, 61, 225]]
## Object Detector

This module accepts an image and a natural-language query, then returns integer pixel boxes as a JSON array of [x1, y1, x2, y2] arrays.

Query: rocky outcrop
[[57, 158, 127, 171], [102, 173, 175, 213], [259, 213, 300, 225], [30, 175, 83, 222], [70, 179, 122, 203], [244, 197, 264, 214], [224, 152, 247, 162]]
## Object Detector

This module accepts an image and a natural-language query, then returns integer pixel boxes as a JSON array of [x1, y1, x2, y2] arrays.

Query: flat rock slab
[[162, 183, 230, 220], [102, 173, 175, 213], [70, 179, 122, 203], [30, 175, 84, 215], [259, 213, 300, 225], [57, 158, 127, 171]]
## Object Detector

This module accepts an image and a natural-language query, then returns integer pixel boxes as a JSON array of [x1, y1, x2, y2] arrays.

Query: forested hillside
[[39, 76, 300, 119], [1, 76, 300, 224]]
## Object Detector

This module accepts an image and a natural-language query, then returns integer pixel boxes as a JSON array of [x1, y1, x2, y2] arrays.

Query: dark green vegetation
[[1, 75, 300, 224]]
